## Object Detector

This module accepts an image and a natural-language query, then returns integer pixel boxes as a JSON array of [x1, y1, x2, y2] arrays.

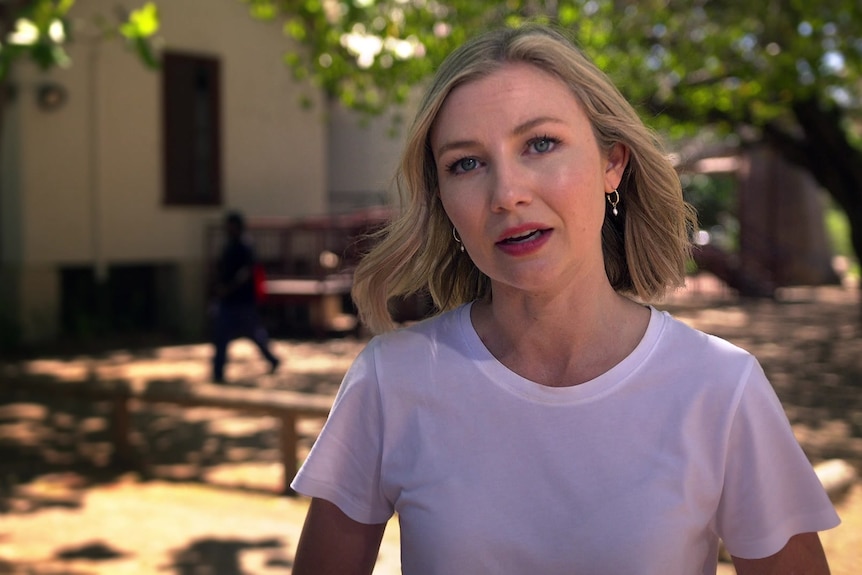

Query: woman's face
[[430, 62, 628, 298]]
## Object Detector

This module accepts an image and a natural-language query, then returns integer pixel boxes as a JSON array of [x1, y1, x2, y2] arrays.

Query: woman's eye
[[529, 136, 557, 154], [448, 157, 480, 174]]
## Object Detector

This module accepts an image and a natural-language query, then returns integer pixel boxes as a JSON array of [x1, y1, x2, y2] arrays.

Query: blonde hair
[[353, 24, 696, 333]]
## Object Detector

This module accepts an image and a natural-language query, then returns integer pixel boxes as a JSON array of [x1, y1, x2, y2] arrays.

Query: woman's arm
[[292, 497, 387, 575], [732, 532, 830, 575]]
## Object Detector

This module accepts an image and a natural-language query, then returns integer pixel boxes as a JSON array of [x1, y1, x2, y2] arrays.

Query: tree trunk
[[792, 100, 862, 323], [764, 98, 862, 322], [737, 145, 840, 290]]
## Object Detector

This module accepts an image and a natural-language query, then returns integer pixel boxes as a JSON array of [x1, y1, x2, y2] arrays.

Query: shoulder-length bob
[[352, 24, 696, 333]]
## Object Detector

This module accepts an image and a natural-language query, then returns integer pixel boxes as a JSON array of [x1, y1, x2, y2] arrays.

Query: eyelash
[[527, 134, 560, 153], [444, 134, 561, 175], [446, 157, 477, 175]]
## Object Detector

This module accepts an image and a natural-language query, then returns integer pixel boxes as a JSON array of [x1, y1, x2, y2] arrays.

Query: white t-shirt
[[292, 304, 839, 574]]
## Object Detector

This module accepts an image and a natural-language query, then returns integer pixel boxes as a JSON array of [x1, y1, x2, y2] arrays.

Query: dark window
[[60, 264, 175, 337], [61, 267, 104, 336], [162, 52, 221, 205]]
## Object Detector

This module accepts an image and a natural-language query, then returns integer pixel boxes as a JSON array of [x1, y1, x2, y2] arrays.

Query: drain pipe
[[87, 34, 107, 284]]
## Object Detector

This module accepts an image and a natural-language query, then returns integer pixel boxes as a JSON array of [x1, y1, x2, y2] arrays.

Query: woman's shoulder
[[369, 304, 469, 352], [650, 307, 758, 373], [634, 308, 766, 406], [349, 305, 472, 386]]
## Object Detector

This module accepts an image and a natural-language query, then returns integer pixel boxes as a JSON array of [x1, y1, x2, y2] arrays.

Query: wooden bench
[[5, 379, 334, 495], [264, 274, 354, 297], [263, 274, 356, 335]]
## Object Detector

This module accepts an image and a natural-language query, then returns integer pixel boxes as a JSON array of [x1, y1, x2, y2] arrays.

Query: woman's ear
[[604, 143, 630, 191]]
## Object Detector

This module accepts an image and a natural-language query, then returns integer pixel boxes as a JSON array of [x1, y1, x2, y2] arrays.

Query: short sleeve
[[290, 340, 393, 524], [716, 358, 840, 558]]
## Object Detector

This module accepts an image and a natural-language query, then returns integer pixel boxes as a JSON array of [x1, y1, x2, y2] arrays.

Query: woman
[[292, 24, 839, 574]]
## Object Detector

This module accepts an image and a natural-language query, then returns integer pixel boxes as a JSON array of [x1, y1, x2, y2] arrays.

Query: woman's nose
[[489, 162, 532, 211]]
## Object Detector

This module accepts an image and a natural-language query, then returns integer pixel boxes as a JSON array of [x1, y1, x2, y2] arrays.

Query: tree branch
[[760, 122, 808, 169]]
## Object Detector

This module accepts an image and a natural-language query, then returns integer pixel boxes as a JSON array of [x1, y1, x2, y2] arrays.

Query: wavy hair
[[352, 24, 696, 333]]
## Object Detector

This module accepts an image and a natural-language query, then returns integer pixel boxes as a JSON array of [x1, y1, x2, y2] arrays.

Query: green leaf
[[132, 36, 159, 69], [120, 2, 160, 40]]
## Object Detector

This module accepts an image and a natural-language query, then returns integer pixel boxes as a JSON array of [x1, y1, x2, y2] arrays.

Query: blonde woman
[[292, 24, 838, 574]]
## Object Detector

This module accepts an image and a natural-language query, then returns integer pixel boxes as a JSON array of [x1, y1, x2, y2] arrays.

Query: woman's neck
[[471, 285, 650, 387]]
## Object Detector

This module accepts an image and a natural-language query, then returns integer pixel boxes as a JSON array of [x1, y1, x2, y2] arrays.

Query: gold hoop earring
[[607, 189, 620, 216], [452, 227, 465, 252]]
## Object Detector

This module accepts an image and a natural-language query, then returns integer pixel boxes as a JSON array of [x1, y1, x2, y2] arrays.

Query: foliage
[[0, 0, 161, 85], [826, 200, 860, 279], [241, 0, 465, 114], [118, 2, 161, 69], [0, 0, 74, 83], [241, 0, 861, 123], [613, 0, 861, 136], [826, 199, 853, 257], [681, 172, 737, 229]]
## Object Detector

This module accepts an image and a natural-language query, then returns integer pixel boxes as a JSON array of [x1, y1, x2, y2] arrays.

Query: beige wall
[[327, 103, 405, 212], [4, 0, 328, 343], [16, 57, 92, 264], [17, 0, 327, 266]]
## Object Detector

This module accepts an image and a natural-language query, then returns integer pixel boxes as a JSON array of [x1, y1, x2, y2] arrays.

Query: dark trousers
[[212, 302, 278, 381]]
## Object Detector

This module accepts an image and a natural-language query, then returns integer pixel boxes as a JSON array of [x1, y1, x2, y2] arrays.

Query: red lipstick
[[495, 224, 552, 256]]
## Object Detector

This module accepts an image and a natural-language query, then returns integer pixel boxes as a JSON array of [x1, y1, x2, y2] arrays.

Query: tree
[[243, 0, 862, 297], [611, 0, 861, 292]]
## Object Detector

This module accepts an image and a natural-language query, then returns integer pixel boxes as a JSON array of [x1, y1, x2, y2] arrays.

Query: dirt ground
[[1, 278, 860, 574]]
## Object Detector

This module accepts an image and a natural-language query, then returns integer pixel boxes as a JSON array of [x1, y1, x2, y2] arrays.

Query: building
[[0, 0, 403, 348]]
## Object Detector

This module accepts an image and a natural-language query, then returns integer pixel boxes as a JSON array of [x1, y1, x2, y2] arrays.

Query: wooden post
[[309, 293, 342, 336], [111, 395, 134, 467]]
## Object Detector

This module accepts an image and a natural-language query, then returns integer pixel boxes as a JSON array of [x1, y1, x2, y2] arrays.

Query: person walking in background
[[290, 24, 839, 574], [211, 211, 280, 383]]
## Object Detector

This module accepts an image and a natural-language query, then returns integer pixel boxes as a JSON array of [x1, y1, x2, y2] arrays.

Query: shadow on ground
[[0, 535, 295, 575], [0, 335, 362, 519], [169, 537, 291, 575]]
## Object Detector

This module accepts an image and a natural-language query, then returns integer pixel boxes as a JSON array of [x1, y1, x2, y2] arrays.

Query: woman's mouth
[[498, 229, 548, 244], [495, 227, 553, 255]]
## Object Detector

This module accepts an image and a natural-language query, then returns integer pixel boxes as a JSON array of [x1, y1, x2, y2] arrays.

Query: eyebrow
[[434, 116, 566, 158], [513, 116, 565, 136]]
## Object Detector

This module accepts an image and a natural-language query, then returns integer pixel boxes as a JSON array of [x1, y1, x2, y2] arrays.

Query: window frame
[[161, 51, 222, 206]]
